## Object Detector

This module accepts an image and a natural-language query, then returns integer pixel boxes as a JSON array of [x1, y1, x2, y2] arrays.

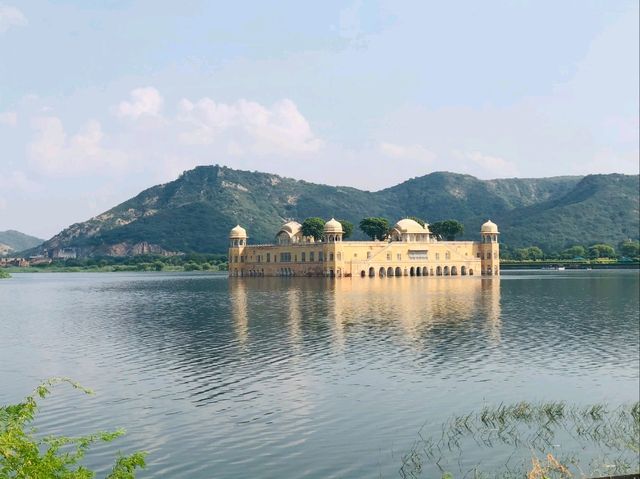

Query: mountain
[[35, 165, 639, 256], [0, 230, 44, 256]]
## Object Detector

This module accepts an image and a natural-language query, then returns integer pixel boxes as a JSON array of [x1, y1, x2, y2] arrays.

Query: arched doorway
[[436, 266, 442, 276], [387, 267, 394, 277], [461, 266, 467, 275], [469, 268, 474, 276], [410, 267, 415, 276], [360, 270, 366, 278], [443, 266, 450, 276], [451, 266, 458, 276], [369, 267, 375, 277], [416, 267, 421, 276], [379, 267, 386, 277], [395, 267, 402, 277], [422, 267, 428, 276]]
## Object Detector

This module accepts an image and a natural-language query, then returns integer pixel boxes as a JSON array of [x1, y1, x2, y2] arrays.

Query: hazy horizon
[[1, 1, 638, 238]]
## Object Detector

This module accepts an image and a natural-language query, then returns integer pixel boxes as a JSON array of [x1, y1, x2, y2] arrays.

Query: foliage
[[513, 246, 545, 260], [619, 240, 640, 258], [359, 217, 390, 241], [588, 243, 616, 259], [407, 216, 426, 227], [0, 270, 10, 279], [560, 245, 586, 259], [430, 220, 464, 241], [0, 378, 146, 478], [30, 166, 639, 255], [300, 217, 325, 241], [337, 219, 353, 239]]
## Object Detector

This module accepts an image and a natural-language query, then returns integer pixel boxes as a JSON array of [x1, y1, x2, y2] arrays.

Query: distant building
[[228, 218, 500, 278], [50, 247, 77, 259]]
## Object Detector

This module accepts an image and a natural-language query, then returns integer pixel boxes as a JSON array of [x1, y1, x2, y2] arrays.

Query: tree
[[430, 220, 464, 241], [619, 240, 640, 258], [301, 217, 325, 241], [561, 245, 586, 259], [359, 217, 390, 241], [526, 246, 544, 260], [337, 219, 354, 239], [408, 216, 426, 227], [0, 378, 146, 478], [588, 243, 616, 259]]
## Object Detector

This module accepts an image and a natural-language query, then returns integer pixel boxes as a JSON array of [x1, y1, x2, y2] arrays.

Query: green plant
[[359, 217, 390, 241], [0, 270, 10, 279], [301, 217, 326, 241], [0, 378, 146, 478]]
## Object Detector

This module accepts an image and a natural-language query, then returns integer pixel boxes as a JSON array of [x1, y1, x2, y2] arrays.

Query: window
[[280, 252, 292, 262], [310, 252, 315, 261], [367, 251, 372, 259], [240, 256, 244, 263], [234, 255, 238, 263], [337, 252, 341, 261], [435, 253, 440, 260], [477, 253, 481, 258], [445, 251, 450, 260], [301, 252, 306, 262], [266, 253, 271, 262], [408, 250, 428, 260], [319, 252, 324, 261], [329, 253, 334, 261], [397, 253, 401, 260], [387, 253, 391, 260]]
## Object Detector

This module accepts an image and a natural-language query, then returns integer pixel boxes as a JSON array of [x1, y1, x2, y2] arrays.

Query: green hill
[[0, 230, 44, 256], [36, 165, 638, 256]]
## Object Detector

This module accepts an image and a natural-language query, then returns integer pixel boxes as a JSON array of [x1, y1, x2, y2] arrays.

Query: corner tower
[[480, 220, 500, 275], [228, 225, 247, 277]]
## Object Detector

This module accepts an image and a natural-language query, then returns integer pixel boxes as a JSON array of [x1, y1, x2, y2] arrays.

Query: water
[[0, 270, 638, 477]]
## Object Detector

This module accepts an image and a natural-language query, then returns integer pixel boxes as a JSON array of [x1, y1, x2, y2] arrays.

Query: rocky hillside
[[35, 165, 639, 256], [0, 230, 44, 256]]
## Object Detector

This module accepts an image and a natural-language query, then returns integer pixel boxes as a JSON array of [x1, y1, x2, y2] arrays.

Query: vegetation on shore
[[0, 270, 11, 278], [0, 378, 146, 478], [400, 401, 640, 478]]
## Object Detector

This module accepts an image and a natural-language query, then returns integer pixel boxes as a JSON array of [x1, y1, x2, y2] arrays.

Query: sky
[[0, 0, 638, 239]]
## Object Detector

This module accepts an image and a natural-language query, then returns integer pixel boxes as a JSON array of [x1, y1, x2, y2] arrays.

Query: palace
[[228, 218, 500, 278]]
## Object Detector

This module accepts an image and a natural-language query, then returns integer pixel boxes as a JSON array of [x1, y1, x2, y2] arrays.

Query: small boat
[[556, 266, 565, 271]]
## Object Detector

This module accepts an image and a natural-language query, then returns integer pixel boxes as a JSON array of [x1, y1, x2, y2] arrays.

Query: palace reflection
[[228, 276, 502, 350]]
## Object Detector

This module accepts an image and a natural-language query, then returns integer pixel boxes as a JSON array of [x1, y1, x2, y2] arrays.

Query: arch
[[451, 266, 458, 276], [436, 266, 442, 276], [379, 267, 386, 277], [430, 268, 434, 276], [395, 266, 402, 277], [369, 267, 375, 277], [329, 269, 335, 278], [469, 268, 474, 276], [443, 266, 450, 276], [461, 266, 467, 276], [422, 266, 428, 276], [409, 266, 415, 276], [360, 270, 366, 278], [387, 267, 394, 277]]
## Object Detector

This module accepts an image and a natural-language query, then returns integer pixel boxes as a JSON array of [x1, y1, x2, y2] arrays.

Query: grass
[[400, 401, 640, 478]]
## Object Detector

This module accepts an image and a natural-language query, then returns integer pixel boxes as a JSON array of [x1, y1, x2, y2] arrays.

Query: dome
[[229, 225, 247, 238], [323, 218, 343, 234], [278, 221, 302, 237], [393, 218, 428, 234], [480, 220, 499, 234]]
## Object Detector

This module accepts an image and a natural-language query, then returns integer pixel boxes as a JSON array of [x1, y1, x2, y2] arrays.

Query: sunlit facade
[[228, 218, 500, 278]]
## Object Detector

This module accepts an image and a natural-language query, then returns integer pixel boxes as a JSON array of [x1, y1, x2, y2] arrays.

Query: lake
[[1, 270, 638, 477]]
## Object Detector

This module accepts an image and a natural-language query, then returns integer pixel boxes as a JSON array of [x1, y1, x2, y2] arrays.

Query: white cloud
[[379, 142, 436, 164], [459, 151, 519, 177], [115, 87, 163, 119], [177, 97, 322, 155], [0, 111, 17, 126], [0, 4, 27, 33], [27, 117, 128, 176]]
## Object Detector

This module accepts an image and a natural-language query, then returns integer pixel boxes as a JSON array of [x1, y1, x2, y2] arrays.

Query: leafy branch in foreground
[[0, 377, 146, 478]]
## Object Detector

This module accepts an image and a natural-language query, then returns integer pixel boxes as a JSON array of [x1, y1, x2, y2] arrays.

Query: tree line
[[299, 217, 465, 241], [501, 240, 639, 261]]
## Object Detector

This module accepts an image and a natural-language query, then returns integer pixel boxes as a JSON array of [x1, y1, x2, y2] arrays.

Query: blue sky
[[0, 0, 638, 238]]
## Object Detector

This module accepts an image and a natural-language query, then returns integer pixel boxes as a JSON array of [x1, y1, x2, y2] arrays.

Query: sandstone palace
[[228, 218, 500, 278]]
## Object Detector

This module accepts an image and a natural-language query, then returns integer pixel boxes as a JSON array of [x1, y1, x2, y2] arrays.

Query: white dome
[[277, 221, 302, 237], [480, 220, 499, 234], [323, 218, 343, 233], [229, 225, 247, 238], [393, 218, 429, 234]]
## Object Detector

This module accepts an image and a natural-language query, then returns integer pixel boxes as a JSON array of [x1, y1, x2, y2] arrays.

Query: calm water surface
[[1, 270, 638, 477]]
